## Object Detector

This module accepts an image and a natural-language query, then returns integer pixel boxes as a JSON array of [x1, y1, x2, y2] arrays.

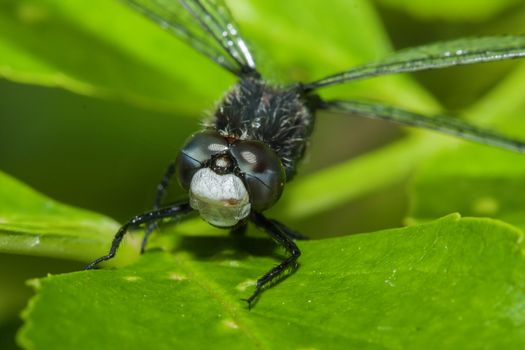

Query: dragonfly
[[85, 0, 525, 308]]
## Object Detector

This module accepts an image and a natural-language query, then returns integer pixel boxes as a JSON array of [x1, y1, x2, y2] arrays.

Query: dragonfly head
[[176, 130, 286, 227]]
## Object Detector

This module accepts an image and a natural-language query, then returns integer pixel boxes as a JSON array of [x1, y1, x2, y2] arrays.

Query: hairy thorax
[[206, 77, 316, 181]]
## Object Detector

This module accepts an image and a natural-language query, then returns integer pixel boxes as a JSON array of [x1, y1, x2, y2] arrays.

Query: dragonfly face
[[175, 127, 286, 227]]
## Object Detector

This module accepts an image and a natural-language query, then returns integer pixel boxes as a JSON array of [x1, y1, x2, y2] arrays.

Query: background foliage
[[1, 0, 525, 349]]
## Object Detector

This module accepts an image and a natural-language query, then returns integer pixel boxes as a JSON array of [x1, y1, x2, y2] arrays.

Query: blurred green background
[[1, 0, 525, 348]]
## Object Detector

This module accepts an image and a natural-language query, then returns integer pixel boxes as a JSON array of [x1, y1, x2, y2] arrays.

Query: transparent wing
[[124, 0, 256, 76], [321, 99, 525, 154], [304, 36, 525, 91]]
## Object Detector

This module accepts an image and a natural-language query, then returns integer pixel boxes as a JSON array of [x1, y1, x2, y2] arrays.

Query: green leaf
[[409, 144, 525, 230], [375, 0, 523, 21], [0, 0, 233, 113], [18, 215, 525, 349], [0, 171, 138, 265]]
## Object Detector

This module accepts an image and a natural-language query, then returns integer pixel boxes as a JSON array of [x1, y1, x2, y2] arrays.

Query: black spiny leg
[[85, 202, 191, 270], [245, 212, 302, 308], [142, 161, 177, 253]]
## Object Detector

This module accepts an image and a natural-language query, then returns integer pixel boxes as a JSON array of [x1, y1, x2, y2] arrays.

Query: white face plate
[[189, 168, 251, 227]]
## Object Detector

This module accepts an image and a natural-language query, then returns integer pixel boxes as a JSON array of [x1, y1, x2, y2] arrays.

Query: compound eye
[[230, 141, 285, 211], [176, 130, 229, 190]]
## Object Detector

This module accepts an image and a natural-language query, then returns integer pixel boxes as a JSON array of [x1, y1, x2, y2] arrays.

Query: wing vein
[[321, 99, 525, 154], [304, 36, 525, 90]]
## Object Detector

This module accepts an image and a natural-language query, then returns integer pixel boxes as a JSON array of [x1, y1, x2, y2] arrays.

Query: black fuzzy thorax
[[208, 77, 315, 180]]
